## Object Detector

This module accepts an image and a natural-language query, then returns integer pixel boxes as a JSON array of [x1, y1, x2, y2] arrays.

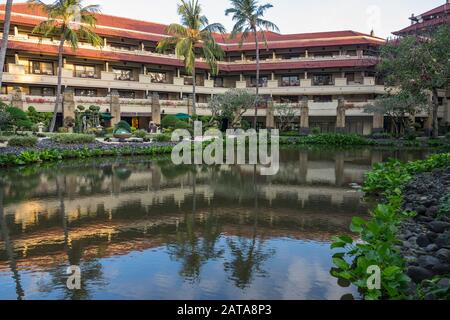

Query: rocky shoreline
[[398, 167, 450, 295]]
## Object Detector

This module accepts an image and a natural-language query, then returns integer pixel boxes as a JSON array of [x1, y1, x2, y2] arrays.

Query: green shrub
[[133, 129, 148, 138], [174, 121, 190, 130], [280, 131, 299, 137], [161, 115, 180, 128], [8, 135, 38, 147], [371, 132, 391, 140], [6, 107, 33, 132], [0, 136, 9, 143], [155, 133, 171, 142], [311, 127, 321, 135], [50, 133, 96, 144], [280, 133, 372, 146], [114, 120, 132, 133]]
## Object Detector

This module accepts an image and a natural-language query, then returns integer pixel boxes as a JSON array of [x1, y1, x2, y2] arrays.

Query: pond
[[0, 147, 432, 300]]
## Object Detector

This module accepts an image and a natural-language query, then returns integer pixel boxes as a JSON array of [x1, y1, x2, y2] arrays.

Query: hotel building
[[0, 2, 448, 133]]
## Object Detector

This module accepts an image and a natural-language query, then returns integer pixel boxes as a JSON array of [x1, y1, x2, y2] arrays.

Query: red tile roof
[[6, 40, 379, 72], [393, 15, 450, 35], [0, 2, 385, 52], [420, 3, 449, 18]]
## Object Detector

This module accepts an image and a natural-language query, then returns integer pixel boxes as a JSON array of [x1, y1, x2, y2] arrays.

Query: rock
[[437, 278, 450, 289], [428, 221, 450, 233], [426, 206, 439, 217], [416, 234, 430, 247], [418, 255, 440, 269], [425, 244, 439, 252], [407, 266, 433, 283], [417, 216, 433, 223], [435, 248, 450, 262], [416, 205, 427, 215], [426, 232, 438, 242], [431, 263, 450, 275], [435, 234, 450, 248]]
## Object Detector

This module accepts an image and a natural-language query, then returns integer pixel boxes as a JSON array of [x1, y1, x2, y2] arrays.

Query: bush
[[6, 107, 33, 132], [50, 133, 96, 144], [114, 120, 132, 133], [371, 132, 391, 140], [174, 121, 190, 130], [8, 136, 38, 147], [280, 131, 299, 137], [0, 136, 10, 143], [161, 115, 180, 128], [311, 127, 321, 135], [134, 129, 148, 138], [155, 133, 171, 142]]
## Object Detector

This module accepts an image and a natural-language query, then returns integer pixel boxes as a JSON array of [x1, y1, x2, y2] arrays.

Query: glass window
[[113, 68, 133, 81], [118, 91, 135, 99], [214, 77, 224, 87], [281, 76, 299, 87], [74, 65, 96, 78], [312, 74, 333, 86], [250, 76, 268, 87], [75, 88, 97, 97], [30, 87, 55, 96], [1, 86, 7, 94], [313, 95, 332, 103], [30, 61, 54, 75]]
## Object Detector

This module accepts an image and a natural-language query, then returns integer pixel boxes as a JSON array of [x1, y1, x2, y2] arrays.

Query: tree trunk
[[0, 0, 14, 88], [432, 88, 439, 138], [49, 35, 65, 132], [253, 30, 260, 130], [192, 64, 196, 117]]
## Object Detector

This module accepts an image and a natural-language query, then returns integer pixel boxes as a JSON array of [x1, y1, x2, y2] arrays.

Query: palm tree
[[28, 0, 102, 132], [0, 0, 14, 88], [157, 0, 225, 117], [225, 0, 279, 129]]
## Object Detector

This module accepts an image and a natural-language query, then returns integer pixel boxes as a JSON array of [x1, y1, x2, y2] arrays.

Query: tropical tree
[[157, 0, 225, 117], [0, 0, 14, 89], [377, 25, 450, 138], [225, 0, 279, 129], [27, 0, 103, 132]]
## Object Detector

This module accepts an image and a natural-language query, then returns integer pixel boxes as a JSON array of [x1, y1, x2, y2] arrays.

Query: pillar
[[299, 96, 309, 135], [63, 88, 75, 121], [187, 94, 193, 116], [110, 90, 121, 127], [424, 113, 433, 137], [372, 111, 384, 133], [151, 92, 161, 125], [336, 97, 346, 133], [10, 87, 24, 110], [266, 98, 275, 129]]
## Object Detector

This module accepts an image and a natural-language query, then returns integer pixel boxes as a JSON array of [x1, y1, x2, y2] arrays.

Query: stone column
[[151, 92, 161, 125], [336, 97, 346, 133], [10, 87, 24, 110], [372, 111, 384, 134], [187, 94, 193, 116], [110, 90, 121, 127], [266, 98, 275, 129], [424, 113, 433, 137], [299, 96, 309, 135], [63, 88, 75, 121]]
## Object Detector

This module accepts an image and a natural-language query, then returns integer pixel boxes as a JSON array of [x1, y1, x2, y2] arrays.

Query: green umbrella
[[100, 112, 114, 120], [175, 113, 191, 120]]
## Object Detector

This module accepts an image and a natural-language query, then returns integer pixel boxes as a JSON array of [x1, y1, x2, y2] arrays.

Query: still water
[[0, 147, 430, 300]]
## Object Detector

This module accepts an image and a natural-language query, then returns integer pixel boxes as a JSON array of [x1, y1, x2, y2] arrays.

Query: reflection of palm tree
[[223, 165, 274, 289], [0, 182, 25, 300], [166, 171, 224, 281]]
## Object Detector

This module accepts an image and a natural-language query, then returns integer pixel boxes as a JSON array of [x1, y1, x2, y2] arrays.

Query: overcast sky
[[1, 0, 445, 38]]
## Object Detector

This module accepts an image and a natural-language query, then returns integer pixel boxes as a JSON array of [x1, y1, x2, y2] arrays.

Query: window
[[312, 74, 333, 86], [75, 88, 97, 97], [147, 71, 166, 83], [1, 86, 7, 94], [30, 61, 54, 75], [280, 96, 299, 103], [74, 65, 96, 78], [113, 68, 133, 81], [30, 87, 55, 96], [313, 95, 332, 103], [214, 77, 224, 87], [118, 91, 135, 99], [281, 76, 299, 87], [250, 76, 268, 87]]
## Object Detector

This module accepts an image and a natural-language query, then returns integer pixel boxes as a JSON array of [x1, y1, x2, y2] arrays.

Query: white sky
[[1, 0, 446, 38]]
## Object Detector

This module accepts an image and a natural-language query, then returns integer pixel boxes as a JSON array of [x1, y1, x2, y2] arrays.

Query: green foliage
[[27, 106, 53, 127], [7, 136, 38, 147], [311, 127, 321, 135], [417, 276, 450, 300], [174, 121, 190, 130], [161, 115, 180, 129], [333, 153, 450, 300], [50, 133, 96, 144], [133, 129, 148, 139], [0, 145, 174, 167], [0, 102, 12, 132], [280, 133, 373, 146], [155, 133, 171, 142], [6, 106, 33, 133]]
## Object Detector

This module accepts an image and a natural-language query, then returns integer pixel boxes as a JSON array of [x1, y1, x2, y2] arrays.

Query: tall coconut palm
[[0, 0, 14, 88], [225, 0, 279, 129], [157, 0, 225, 117], [28, 0, 102, 132]]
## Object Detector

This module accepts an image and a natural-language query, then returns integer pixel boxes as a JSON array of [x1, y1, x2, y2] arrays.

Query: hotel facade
[[0, 2, 448, 134]]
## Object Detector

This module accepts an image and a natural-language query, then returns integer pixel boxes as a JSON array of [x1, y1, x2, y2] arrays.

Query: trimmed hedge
[[8, 136, 38, 147], [50, 133, 96, 144]]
